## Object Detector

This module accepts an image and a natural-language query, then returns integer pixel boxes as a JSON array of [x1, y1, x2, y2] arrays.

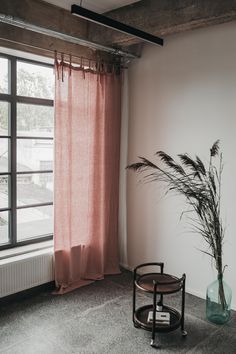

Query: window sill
[[0, 240, 53, 262]]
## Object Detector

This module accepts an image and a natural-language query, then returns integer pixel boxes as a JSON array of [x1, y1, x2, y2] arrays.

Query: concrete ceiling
[[1, 0, 236, 61], [43, 0, 139, 13]]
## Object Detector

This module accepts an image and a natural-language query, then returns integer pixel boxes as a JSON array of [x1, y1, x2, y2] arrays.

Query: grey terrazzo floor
[[0, 270, 236, 354]]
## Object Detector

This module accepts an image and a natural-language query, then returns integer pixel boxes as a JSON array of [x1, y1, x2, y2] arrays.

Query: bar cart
[[133, 262, 187, 348]]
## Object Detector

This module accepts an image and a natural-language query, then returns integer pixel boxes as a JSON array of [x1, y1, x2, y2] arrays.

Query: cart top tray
[[135, 272, 182, 294]]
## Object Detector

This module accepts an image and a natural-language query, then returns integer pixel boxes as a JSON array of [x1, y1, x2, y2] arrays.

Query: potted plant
[[127, 140, 232, 324]]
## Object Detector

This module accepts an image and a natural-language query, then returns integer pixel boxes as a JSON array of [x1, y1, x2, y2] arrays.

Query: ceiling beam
[[88, 0, 236, 47], [0, 0, 88, 40], [0, 23, 96, 61], [0, 0, 100, 59]]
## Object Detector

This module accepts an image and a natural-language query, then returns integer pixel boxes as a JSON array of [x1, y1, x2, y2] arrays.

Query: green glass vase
[[206, 275, 232, 325]]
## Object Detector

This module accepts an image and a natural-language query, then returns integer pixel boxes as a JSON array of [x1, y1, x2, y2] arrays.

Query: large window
[[0, 54, 54, 249]]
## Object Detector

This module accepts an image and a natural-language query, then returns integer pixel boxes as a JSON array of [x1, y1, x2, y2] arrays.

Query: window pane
[[0, 175, 9, 209], [0, 58, 9, 94], [0, 138, 9, 172], [0, 102, 10, 136], [0, 211, 9, 245], [17, 173, 53, 207], [17, 61, 54, 99], [17, 104, 53, 137], [17, 139, 53, 172], [17, 205, 53, 241]]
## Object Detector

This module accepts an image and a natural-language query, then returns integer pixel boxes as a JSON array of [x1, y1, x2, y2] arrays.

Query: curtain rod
[[0, 14, 138, 59], [0, 38, 129, 69], [0, 38, 129, 68]]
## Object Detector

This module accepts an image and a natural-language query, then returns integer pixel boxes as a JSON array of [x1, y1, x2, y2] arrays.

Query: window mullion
[[10, 58, 17, 246]]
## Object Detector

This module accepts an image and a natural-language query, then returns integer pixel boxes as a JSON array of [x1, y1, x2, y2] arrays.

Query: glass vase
[[206, 275, 232, 325]]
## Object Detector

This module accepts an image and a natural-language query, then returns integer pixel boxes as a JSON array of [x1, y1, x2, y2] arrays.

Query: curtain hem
[[53, 269, 121, 295]]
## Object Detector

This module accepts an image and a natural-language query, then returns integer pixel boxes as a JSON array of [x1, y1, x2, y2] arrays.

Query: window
[[0, 54, 54, 249]]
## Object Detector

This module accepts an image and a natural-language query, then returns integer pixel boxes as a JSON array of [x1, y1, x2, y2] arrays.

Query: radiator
[[0, 249, 54, 298]]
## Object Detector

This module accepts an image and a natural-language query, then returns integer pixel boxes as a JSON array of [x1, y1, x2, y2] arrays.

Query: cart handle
[[134, 262, 164, 274]]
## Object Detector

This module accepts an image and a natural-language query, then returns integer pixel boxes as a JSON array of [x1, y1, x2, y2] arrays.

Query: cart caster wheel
[[150, 339, 159, 348], [182, 330, 188, 337]]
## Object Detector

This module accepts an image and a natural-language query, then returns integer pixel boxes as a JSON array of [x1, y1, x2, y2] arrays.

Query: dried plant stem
[[127, 141, 227, 309]]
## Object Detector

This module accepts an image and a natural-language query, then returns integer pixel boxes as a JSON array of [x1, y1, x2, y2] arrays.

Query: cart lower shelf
[[134, 304, 181, 333]]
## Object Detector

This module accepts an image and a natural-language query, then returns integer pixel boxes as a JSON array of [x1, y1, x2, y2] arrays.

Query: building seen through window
[[0, 55, 54, 248]]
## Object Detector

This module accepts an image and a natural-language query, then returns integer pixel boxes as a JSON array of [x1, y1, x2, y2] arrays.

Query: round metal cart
[[133, 262, 187, 348]]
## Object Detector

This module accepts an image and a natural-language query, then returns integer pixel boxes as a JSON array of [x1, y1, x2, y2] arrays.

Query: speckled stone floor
[[0, 270, 235, 354]]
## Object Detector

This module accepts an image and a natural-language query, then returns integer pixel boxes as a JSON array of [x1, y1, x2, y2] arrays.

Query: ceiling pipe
[[0, 14, 139, 59]]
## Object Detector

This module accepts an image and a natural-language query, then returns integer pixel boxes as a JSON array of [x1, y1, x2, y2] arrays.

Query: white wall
[[119, 70, 129, 267], [120, 21, 236, 309]]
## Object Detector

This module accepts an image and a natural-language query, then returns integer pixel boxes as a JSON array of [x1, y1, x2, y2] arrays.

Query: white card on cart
[[147, 311, 170, 324]]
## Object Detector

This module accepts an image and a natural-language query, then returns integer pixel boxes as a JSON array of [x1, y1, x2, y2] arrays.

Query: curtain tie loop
[[69, 54, 72, 76], [54, 50, 60, 80], [61, 53, 64, 82]]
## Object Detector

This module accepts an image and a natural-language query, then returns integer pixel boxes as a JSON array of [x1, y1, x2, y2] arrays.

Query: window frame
[[0, 53, 54, 250]]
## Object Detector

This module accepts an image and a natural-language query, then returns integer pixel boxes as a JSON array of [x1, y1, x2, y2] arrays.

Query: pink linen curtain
[[54, 61, 121, 293]]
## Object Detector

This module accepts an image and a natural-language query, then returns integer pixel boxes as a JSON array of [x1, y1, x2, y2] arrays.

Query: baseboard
[[0, 281, 55, 305], [186, 287, 205, 300], [186, 286, 236, 311], [120, 262, 133, 272]]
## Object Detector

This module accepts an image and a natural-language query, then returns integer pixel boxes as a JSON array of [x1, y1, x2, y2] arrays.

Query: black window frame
[[0, 53, 54, 250]]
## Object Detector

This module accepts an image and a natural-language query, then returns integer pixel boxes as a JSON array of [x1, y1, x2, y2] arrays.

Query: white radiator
[[0, 249, 54, 298]]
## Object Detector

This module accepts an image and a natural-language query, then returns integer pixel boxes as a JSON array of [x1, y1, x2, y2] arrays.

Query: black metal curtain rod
[[71, 5, 164, 47]]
